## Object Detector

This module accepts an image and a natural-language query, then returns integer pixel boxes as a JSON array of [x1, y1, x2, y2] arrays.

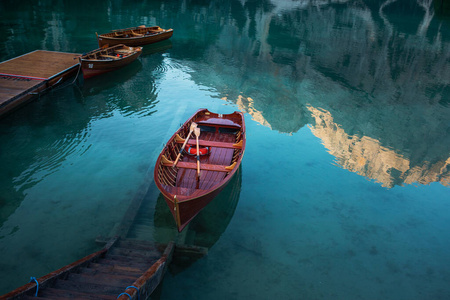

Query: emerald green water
[[1, 1, 449, 299]]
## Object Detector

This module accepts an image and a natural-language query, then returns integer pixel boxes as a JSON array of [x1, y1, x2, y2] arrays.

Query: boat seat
[[100, 55, 119, 59], [196, 118, 241, 128], [131, 30, 143, 37], [163, 159, 236, 172], [177, 161, 235, 172], [175, 136, 243, 149]]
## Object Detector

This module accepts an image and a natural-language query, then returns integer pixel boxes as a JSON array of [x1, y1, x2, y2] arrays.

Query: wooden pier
[[0, 50, 81, 117], [0, 237, 175, 300]]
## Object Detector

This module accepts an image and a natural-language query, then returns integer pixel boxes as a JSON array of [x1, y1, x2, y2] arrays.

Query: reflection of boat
[[154, 109, 246, 232], [79, 44, 142, 79], [154, 167, 242, 274], [185, 165, 242, 247], [96, 26, 173, 47], [154, 166, 242, 247], [141, 39, 173, 56], [80, 59, 143, 96]]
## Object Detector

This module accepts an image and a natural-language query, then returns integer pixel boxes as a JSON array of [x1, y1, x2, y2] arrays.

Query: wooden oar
[[194, 127, 201, 179], [172, 122, 197, 167]]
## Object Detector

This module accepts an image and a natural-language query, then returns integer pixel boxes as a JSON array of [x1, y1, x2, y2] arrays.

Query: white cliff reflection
[[307, 106, 449, 188]]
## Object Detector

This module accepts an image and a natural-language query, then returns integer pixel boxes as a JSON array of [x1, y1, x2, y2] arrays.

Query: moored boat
[[79, 44, 142, 79], [96, 25, 173, 47], [154, 109, 246, 232]]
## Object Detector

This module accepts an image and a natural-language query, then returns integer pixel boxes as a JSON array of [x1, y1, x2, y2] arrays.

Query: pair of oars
[[172, 122, 202, 179]]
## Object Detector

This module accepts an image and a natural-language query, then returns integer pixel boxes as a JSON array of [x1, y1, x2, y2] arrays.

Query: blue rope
[[29, 277, 39, 297], [126, 286, 140, 300], [117, 292, 132, 299]]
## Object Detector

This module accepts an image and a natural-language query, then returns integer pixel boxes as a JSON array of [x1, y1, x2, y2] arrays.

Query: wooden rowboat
[[154, 109, 246, 232], [97, 25, 173, 47], [79, 44, 142, 79]]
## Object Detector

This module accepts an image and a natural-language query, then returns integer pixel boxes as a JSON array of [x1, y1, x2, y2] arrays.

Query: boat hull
[[154, 109, 246, 231], [162, 177, 233, 232], [97, 26, 173, 47], [80, 44, 142, 79]]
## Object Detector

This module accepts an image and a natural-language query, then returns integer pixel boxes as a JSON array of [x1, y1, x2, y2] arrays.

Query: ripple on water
[[13, 129, 92, 192]]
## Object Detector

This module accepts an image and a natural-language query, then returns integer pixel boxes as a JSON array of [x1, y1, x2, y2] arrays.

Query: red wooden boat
[[96, 25, 173, 47], [79, 44, 142, 79], [154, 109, 246, 232]]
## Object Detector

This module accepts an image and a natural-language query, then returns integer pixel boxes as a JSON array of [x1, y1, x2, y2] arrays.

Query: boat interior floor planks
[[154, 109, 246, 231], [176, 131, 235, 191]]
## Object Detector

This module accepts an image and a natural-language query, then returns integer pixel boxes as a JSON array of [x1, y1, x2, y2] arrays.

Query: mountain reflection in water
[[308, 106, 449, 188], [188, 0, 450, 188]]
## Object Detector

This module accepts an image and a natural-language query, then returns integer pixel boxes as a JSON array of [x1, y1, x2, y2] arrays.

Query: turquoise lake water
[[0, 1, 449, 299]]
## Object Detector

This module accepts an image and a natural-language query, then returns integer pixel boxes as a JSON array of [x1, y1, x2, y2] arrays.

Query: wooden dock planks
[[0, 50, 81, 117], [0, 77, 45, 104], [0, 50, 80, 79]]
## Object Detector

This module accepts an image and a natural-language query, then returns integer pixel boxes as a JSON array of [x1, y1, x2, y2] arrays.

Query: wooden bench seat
[[161, 156, 236, 172], [176, 161, 235, 172], [131, 30, 144, 37], [197, 118, 241, 128], [100, 55, 119, 59], [175, 137, 243, 149]]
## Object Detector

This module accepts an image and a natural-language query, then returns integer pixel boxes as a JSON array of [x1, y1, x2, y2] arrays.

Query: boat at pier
[[79, 44, 142, 79]]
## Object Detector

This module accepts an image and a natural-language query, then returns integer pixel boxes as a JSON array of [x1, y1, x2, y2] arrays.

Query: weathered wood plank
[[0, 51, 80, 79], [0, 50, 81, 117], [81, 264, 143, 277], [109, 247, 161, 259], [51, 280, 123, 295], [97, 257, 150, 271], [179, 138, 242, 149], [66, 272, 136, 287], [38, 287, 116, 300]]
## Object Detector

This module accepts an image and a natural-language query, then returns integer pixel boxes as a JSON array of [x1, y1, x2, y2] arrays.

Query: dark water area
[[0, 0, 449, 299]]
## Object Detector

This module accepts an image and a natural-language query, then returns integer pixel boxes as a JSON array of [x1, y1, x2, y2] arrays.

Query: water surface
[[0, 1, 449, 299]]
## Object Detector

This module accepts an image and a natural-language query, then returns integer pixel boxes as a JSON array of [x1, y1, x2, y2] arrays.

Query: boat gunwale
[[79, 44, 142, 62], [155, 108, 245, 195], [154, 108, 246, 230], [97, 28, 173, 41]]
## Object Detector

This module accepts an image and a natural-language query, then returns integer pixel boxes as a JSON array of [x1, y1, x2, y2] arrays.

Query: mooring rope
[[49, 62, 82, 93], [29, 277, 39, 297], [127, 286, 140, 300], [117, 292, 132, 299], [117, 285, 140, 300]]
